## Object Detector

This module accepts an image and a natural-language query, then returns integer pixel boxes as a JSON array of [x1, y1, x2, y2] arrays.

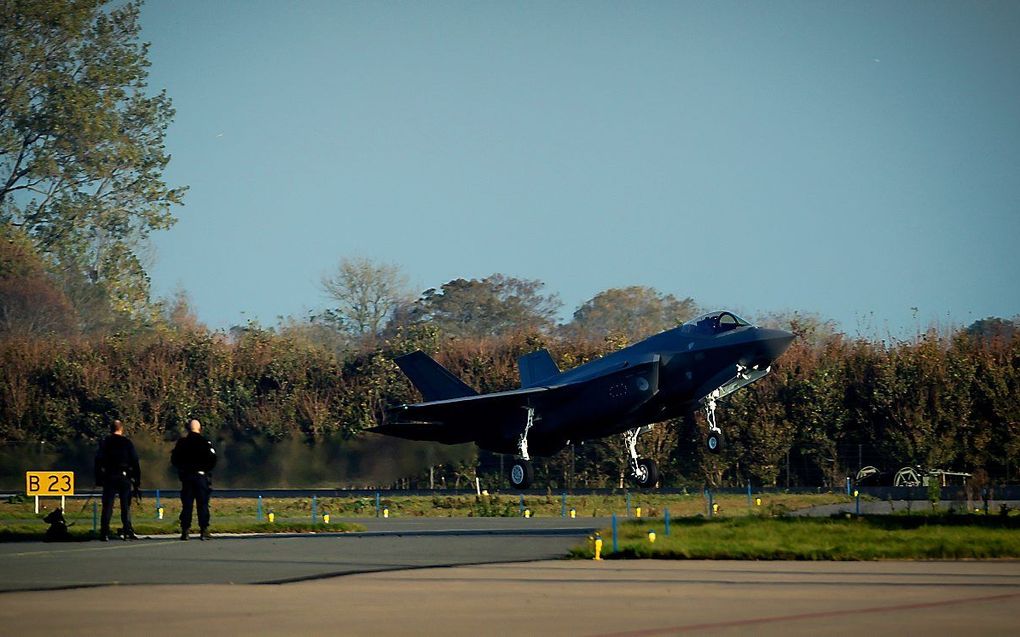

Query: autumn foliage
[[0, 317, 1017, 489]]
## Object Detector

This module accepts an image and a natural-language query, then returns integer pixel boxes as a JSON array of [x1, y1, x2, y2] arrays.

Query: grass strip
[[2, 492, 851, 521], [570, 515, 1020, 560]]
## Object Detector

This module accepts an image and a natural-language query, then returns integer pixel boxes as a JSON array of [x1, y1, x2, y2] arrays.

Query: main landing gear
[[508, 407, 536, 489], [625, 426, 658, 488]]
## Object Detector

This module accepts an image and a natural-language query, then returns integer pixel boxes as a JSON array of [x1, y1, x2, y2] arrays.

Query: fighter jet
[[370, 311, 794, 489]]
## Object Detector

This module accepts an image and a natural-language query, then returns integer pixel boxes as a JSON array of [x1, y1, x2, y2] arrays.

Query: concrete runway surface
[[1, 518, 1019, 635], [1, 560, 1018, 636]]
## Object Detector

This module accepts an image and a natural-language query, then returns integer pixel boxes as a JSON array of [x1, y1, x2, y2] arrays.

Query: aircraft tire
[[706, 432, 726, 454], [635, 459, 658, 488], [509, 459, 533, 490]]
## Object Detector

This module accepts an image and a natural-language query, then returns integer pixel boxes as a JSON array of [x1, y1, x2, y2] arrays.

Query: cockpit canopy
[[680, 311, 752, 336]]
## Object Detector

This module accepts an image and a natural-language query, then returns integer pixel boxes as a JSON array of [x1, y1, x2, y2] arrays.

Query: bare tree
[[320, 257, 412, 339]]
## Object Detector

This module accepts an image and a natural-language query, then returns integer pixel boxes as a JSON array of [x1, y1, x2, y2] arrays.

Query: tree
[[0, 0, 186, 316], [0, 224, 75, 334], [966, 317, 1018, 344], [416, 274, 561, 339], [566, 286, 698, 343], [756, 310, 839, 349], [159, 286, 205, 333], [320, 257, 412, 340]]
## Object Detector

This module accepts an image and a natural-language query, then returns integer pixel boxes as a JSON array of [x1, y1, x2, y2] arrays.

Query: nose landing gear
[[704, 396, 726, 454]]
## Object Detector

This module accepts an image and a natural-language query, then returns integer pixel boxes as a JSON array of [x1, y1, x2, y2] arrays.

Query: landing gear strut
[[509, 407, 535, 489], [704, 397, 726, 454], [625, 426, 658, 488]]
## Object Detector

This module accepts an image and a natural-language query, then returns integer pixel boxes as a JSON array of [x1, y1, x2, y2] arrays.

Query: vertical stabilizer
[[394, 352, 477, 402], [518, 349, 560, 387]]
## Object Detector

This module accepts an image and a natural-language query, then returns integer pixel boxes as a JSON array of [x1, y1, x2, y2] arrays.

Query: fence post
[[626, 491, 631, 517], [519, 494, 525, 516], [561, 492, 567, 518], [707, 490, 714, 518], [664, 507, 670, 536], [312, 495, 317, 525], [747, 482, 752, 508], [612, 513, 618, 553], [92, 501, 97, 532], [375, 491, 380, 518], [155, 489, 161, 517], [257, 495, 263, 521]]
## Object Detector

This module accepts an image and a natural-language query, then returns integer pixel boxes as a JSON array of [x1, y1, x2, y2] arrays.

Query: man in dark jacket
[[94, 419, 140, 541], [171, 418, 217, 540]]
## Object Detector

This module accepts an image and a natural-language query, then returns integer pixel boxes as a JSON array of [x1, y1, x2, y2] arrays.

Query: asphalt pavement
[[0, 517, 602, 591], [2, 516, 1020, 635], [1, 560, 1018, 636]]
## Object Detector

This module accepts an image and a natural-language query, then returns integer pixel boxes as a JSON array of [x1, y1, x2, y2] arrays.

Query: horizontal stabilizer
[[394, 351, 477, 402], [368, 423, 476, 445], [518, 349, 560, 387]]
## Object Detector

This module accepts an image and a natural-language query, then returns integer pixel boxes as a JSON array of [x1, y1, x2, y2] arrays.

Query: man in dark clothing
[[94, 419, 140, 541], [171, 418, 217, 540]]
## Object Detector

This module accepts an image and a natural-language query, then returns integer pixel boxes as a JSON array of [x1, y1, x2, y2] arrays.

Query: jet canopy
[[681, 311, 752, 336]]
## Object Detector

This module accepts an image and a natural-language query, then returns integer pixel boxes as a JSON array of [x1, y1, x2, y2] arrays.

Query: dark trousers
[[179, 473, 211, 530], [101, 476, 133, 533]]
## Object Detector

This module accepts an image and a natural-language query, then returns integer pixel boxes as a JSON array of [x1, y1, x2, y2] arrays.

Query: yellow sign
[[26, 471, 74, 496]]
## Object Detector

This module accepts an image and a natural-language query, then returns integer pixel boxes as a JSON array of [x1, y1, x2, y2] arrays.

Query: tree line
[[1, 264, 1017, 488], [1, 2, 1018, 489]]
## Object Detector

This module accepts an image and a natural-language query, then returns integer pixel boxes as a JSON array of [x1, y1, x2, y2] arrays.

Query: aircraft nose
[[755, 328, 795, 363]]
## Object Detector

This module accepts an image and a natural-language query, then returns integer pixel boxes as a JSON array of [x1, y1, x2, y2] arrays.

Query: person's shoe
[[199, 528, 212, 541], [180, 529, 189, 541], [98, 530, 110, 542], [123, 528, 139, 540]]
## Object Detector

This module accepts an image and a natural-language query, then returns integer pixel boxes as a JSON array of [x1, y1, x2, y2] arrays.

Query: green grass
[[570, 514, 1020, 560], [0, 491, 850, 541], [2, 492, 851, 521], [0, 496, 366, 539]]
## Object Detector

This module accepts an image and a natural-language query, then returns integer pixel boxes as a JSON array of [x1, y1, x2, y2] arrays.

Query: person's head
[[188, 418, 201, 434], [110, 419, 124, 435]]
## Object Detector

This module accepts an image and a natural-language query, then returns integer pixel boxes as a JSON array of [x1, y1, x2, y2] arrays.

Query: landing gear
[[508, 407, 536, 489], [706, 431, 726, 453], [625, 426, 658, 488], [704, 397, 726, 454], [509, 459, 534, 489], [635, 459, 658, 488]]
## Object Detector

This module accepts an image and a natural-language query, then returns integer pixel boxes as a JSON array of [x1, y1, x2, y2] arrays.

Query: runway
[[2, 518, 1019, 635], [0, 517, 601, 590], [1, 560, 1018, 635]]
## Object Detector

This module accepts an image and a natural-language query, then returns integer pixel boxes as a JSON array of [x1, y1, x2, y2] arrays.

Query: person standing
[[171, 418, 217, 540], [94, 419, 140, 541]]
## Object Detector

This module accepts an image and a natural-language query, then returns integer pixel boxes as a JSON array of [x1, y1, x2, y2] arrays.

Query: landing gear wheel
[[706, 431, 726, 454], [509, 459, 533, 490], [634, 459, 658, 488]]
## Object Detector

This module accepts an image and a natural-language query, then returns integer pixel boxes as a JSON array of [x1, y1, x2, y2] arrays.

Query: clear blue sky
[[139, 0, 1020, 336]]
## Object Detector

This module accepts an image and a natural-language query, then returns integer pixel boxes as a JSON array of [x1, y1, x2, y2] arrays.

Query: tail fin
[[518, 349, 560, 387], [394, 351, 477, 402]]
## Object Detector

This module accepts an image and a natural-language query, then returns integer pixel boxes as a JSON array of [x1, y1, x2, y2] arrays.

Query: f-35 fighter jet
[[370, 311, 794, 489]]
